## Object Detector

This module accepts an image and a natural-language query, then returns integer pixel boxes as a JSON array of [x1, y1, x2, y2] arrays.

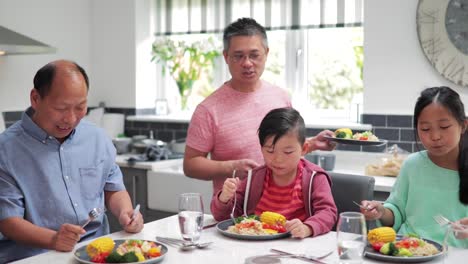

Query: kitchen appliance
[[126, 139, 182, 165], [0, 26, 56, 55]]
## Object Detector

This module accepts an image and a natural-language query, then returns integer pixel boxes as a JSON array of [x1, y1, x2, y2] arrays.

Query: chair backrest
[[329, 172, 375, 230]]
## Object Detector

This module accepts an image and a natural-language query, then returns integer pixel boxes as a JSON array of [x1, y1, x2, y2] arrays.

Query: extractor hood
[[0, 26, 56, 55]]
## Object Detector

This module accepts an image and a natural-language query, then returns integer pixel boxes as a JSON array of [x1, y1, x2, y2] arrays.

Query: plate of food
[[364, 227, 444, 263], [325, 128, 387, 146], [74, 237, 168, 263], [216, 212, 290, 241]]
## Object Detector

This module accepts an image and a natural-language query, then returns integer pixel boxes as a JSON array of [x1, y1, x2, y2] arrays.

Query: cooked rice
[[409, 241, 439, 256], [227, 219, 269, 235]]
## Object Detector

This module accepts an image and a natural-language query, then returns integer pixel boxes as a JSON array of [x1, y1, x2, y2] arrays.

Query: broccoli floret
[[234, 214, 259, 223], [105, 251, 123, 263], [336, 131, 348, 139], [389, 242, 399, 256], [121, 252, 139, 263]]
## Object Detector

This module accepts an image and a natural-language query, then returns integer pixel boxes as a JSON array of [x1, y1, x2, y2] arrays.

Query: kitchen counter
[[323, 150, 399, 193], [127, 114, 372, 130], [115, 154, 182, 171]]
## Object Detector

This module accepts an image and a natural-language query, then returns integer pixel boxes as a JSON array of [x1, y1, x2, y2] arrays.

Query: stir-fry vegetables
[[87, 239, 162, 263], [229, 212, 287, 235]]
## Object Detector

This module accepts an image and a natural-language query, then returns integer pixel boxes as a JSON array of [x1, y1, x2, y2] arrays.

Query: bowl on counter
[[112, 137, 132, 154], [169, 138, 186, 154]]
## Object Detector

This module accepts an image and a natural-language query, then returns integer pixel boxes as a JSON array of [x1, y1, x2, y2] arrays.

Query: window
[[152, 0, 364, 122]]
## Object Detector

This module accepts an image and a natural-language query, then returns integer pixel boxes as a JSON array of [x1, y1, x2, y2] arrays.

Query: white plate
[[74, 239, 168, 264], [216, 219, 290, 240]]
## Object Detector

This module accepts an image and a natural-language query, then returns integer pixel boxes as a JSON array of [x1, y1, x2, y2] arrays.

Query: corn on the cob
[[260, 211, 286, 226], [367, 227, 396, 245], [335, 128, 353, 139], [86, 237, 115, 258]]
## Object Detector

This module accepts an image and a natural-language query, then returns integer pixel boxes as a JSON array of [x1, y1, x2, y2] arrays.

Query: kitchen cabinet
[[106, 167, 147, 232], [107, 157, 178, 232]]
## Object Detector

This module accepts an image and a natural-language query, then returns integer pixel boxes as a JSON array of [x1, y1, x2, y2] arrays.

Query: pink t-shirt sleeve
[[186, 104, 214, 153]]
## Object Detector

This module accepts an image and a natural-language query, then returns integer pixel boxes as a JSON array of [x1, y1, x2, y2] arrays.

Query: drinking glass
[[178, 193, 204, 242], [336, 212, 367, 264], [443, 223, 468, 263]]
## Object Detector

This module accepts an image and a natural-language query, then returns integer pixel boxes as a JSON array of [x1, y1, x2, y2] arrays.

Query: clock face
[[417, 0, 468, 87], [445, 0, 468, 55]]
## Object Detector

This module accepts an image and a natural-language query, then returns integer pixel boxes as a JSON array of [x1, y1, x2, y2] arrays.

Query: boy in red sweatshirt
[[211, 107, 337, 238]]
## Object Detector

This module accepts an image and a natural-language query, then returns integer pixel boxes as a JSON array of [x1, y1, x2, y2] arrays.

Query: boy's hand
[[285, 219, 312, 238], [219, 177, 239, 203]]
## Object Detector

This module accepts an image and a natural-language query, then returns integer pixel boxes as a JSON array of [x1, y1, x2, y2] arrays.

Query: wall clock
[[417, 0, 468, 87]]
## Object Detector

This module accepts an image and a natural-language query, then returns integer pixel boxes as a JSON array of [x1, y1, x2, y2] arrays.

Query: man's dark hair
[[33, 61, 89, 97], [258, 107, 306, 147], [223, 17, 268, 52]]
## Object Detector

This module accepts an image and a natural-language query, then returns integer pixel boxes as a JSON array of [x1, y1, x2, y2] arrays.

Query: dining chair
[[328, 172, 376, 231]]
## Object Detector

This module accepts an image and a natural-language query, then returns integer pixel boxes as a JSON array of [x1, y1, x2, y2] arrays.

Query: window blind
[[154, 0, 364, 36]]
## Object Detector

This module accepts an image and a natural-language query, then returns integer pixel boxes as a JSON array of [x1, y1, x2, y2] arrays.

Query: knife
[[129, 204, 140, 225], [270, 249, 329, 264]]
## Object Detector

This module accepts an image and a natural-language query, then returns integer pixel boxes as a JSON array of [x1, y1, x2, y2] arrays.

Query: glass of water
[[336, 212, 367, 264], [443, 223, 468, 263], [178, 193, 204, 242]]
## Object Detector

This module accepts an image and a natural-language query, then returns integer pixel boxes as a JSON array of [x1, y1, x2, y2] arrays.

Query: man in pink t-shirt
[[184, 18, 335, 192]]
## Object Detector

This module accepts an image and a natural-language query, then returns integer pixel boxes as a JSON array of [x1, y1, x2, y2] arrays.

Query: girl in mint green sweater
[[361, 86, 468, 248]]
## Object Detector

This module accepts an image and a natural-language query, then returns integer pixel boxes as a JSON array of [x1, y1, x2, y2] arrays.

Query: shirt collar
[[21, 107, 77, 144]]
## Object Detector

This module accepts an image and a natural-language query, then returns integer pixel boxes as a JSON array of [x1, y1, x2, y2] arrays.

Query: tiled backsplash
[[2, 109, 421, 153]]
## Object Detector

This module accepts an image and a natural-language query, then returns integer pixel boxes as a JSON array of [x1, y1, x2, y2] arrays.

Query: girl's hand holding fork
[[361, 200, 395, 226]]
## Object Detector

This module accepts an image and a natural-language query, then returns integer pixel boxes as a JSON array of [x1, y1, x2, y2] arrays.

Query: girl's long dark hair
[[413, 86, 468, 204]]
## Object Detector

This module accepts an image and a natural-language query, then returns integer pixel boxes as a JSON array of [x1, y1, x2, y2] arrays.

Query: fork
[[352, 200, 369, 210], [156, 236, 213, 250], [82, 207, 106, 228], [230, 170, 237, 224], [271, 248, 333, 263], [433, 214, 454, 227]]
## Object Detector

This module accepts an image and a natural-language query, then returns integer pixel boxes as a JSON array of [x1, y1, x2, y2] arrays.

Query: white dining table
[[12, 214, 465, 264]]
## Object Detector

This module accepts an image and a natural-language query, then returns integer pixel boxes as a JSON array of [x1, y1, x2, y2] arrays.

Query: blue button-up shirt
[[0, 108, 125, 262]]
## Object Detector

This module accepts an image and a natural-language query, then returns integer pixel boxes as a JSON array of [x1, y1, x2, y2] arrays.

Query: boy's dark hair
[[223, 17, 268, 52], [414, 86, 468, 204], [258, 107, 306, 147], [33, 61, 89, 98]]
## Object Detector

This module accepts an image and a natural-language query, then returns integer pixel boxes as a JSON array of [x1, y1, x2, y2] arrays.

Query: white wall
[[0, 0, 91, 112], [364, 0, 468, 115], [134, 0, 158, 109], [89, 0, 137, 108]]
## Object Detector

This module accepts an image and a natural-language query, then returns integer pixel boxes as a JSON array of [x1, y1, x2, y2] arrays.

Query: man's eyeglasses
[[229, 53, 264, 63]]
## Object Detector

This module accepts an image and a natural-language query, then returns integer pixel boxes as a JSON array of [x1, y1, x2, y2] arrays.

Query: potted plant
[[151, 37, 221, 110]]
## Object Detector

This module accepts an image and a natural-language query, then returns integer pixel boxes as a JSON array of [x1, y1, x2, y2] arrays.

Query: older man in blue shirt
[[0, 60, 144, 262]]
